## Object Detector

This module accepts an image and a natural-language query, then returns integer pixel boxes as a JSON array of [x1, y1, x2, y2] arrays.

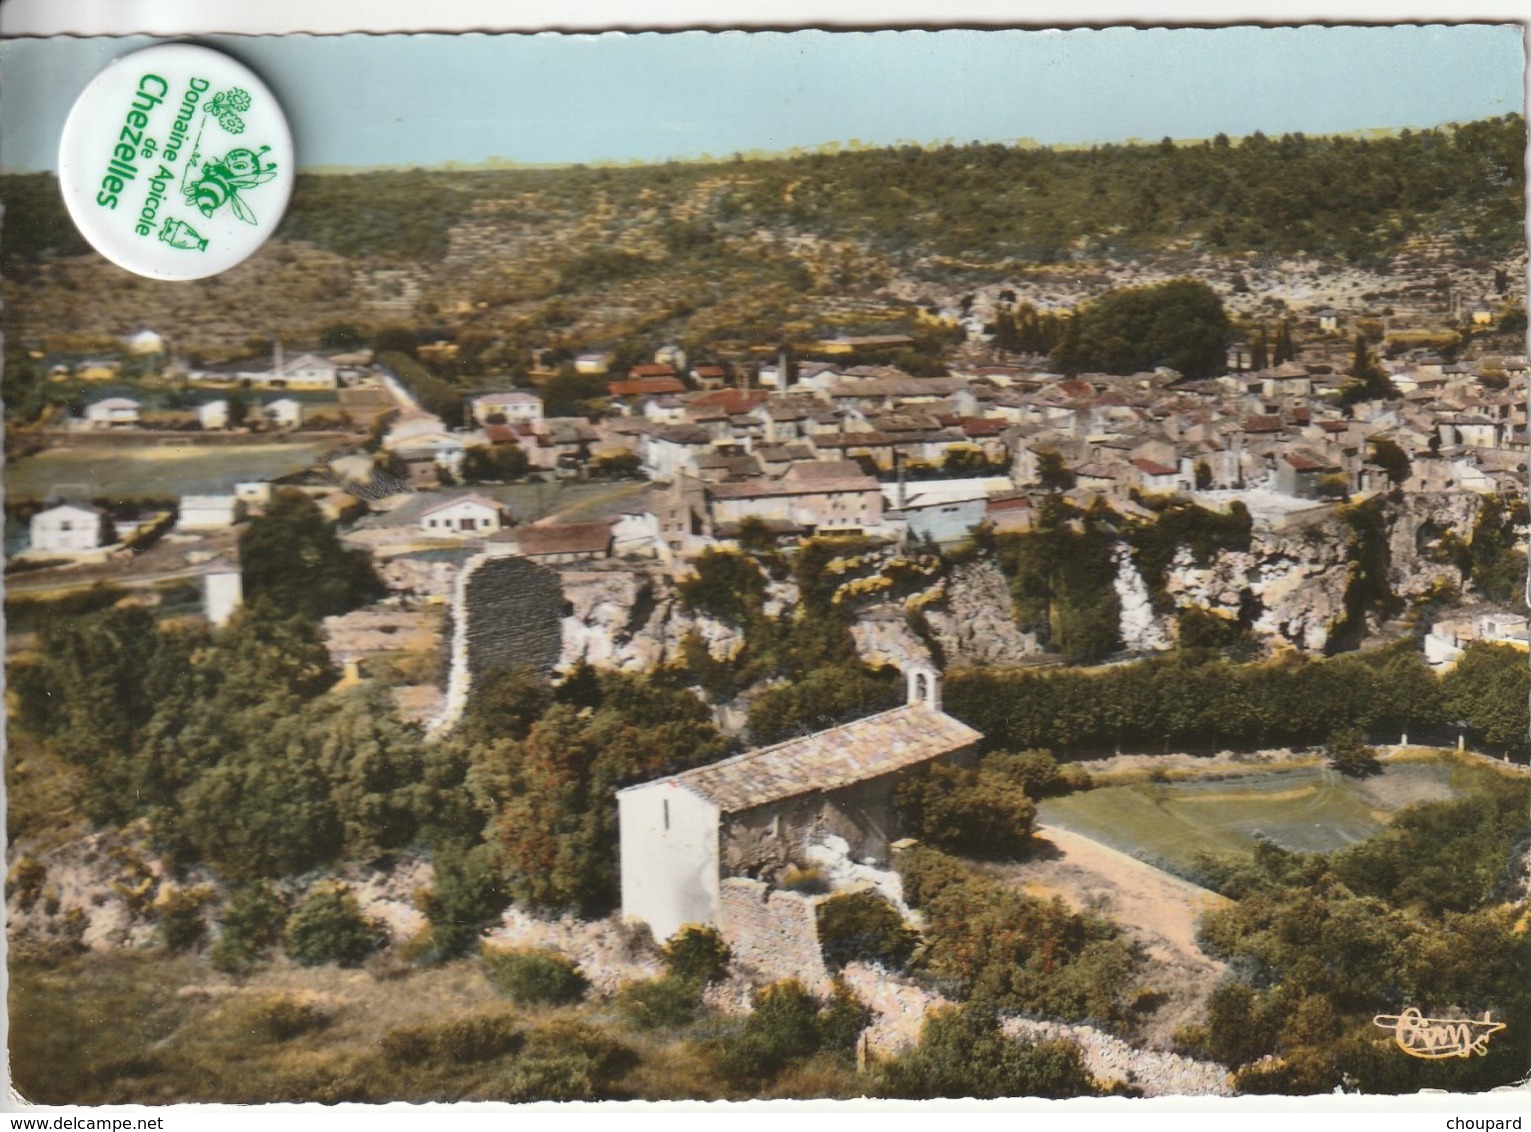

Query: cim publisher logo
[[1372, 1007, 1506, 1059]]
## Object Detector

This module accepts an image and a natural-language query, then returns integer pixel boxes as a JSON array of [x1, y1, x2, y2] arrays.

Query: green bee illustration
[[183, 145, 278, 225], [158, 217, 208, 251]]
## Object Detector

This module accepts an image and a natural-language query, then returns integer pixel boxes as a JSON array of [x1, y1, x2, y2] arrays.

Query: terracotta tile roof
[[629, 363, 677, 379], [517, 520, 613, 557], [1243, 414, 1285, 434], [688, 388, 770, 415], [659, 703, 981, 813], [1131, 457, 1178, 477], [609, 378, 685, 397], [1283, 450, 1336, 472]]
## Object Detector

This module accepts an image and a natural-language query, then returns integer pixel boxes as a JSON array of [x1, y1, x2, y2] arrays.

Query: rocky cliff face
[[556, 553, 1044, 680], [557, 563, 749, 673], [1160, 493, 1481, 653], [921, 558, 1045, 666], [544, 494, 1484, 684]]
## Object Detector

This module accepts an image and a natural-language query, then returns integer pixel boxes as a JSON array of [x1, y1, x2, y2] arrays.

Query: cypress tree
[[1251, 326, 1269, 371]]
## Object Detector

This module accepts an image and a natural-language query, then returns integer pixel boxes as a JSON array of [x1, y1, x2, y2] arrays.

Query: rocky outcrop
[[919, 558, 1043, 665], [1115, 545, 1172, 653], [1162, 493, 1482, 653], [520, 495, 1489, 692], [557, 563, 746, 673]]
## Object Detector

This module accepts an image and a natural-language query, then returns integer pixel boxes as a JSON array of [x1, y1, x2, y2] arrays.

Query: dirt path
[[987, 824, 1232, 1049]]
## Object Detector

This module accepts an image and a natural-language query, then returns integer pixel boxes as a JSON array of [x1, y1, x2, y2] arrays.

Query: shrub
[[983, 749, 1091, 798], [778, 865, 828, 894], [616, 974, 703, 1030], [714, 979, 825, 1083], [155, 885, 215, 953], [496, 1053, 600, 1103], [418, 841, 512, 959], [873, 1004, 1099, 1099], [494, 1023, 634, 1102], [896, 763, 1037, 858], [481, 946, 588, 1006], [381, 1012, 524, 1064], [661, 924, 732, 983], [816, 978, 873, 1053], [244, 994, 331, 1042], [815, 890, 918, 971], [283, 882, 387, 968], [1326, 726, 1381, 778], [211, 881, 289, 975], [8, 856, 47, 912], [894, 845, 968, 910]]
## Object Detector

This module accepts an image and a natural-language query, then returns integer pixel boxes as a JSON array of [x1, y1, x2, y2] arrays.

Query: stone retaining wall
[[717, 877, 831, 992]]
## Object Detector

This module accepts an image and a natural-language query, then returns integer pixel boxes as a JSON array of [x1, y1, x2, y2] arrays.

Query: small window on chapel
[[662, 799, 670, 831]]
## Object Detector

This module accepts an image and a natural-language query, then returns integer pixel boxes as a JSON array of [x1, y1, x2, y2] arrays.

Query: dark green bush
[[493, 1023, 635, 1102], [381, 1012, 524, 1064], [661, 924, 732, 983], [894, 845, 969, 910], [211, 881, 289, 974], [283, 882, 387, 968], [616, 975, 703, 1030], [873, 1004, 1099, 1099], [481, 946, 589, 1006], [816, 890, 918, 971], [246, 994, 331, 1042], [156, 886, 213, 953], [896, 762, 1037, 858], [714, 979, 825, 1083]]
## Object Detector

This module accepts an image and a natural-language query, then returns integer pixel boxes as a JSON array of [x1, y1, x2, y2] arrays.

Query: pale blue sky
[[1, 25, 1523, 171]]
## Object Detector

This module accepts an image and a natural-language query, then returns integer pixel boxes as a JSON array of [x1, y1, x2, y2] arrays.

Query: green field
[[1036, 758, 1475, 876], [6, 443, 331, 501]]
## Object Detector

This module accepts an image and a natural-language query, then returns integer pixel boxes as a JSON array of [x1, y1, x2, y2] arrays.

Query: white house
[[29, 503, 108, 554], [84, 397, 141, 428], [419, 494, 506, 536], [1424, 610, 1530, 670], [271, 352, 341, 391], [574, 352, 612, 376], [471, 391, 543, 426], [264, 398, 304, 429], [123, 328, 165, 355], [617, 668, 980, 942], [654, 344, 688, 373], [178, 495, 244, 530], [235, 481, 273, 506], [198, 399, 230, 430], [201, 558, 244, 626]]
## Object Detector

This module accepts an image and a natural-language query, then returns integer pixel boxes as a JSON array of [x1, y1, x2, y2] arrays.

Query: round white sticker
[[57, 43, 293, 281]]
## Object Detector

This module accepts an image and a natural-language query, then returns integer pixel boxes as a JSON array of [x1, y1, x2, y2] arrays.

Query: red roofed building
[[688, 388, 770, 416], [609, 377, 687, 399], [516, 520, 615, 563], [1129, 456, 1181, 493], [1275, 449, 1343, 499], [628, 363, 678, 380]]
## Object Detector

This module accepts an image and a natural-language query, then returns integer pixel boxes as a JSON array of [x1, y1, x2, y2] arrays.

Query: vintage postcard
[[2, 23, 1528, 1110]]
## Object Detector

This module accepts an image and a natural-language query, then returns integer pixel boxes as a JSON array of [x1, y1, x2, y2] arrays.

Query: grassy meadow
[[1035, 754, 1498, 876], [10, 951, 860, 1106], [6, 442, 333, 502]]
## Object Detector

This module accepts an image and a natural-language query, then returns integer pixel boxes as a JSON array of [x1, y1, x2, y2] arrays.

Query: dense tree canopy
[[1183, 771, 1530, 1093], [1052, 279, 1231, 379], [239, 490, 384, 621]]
